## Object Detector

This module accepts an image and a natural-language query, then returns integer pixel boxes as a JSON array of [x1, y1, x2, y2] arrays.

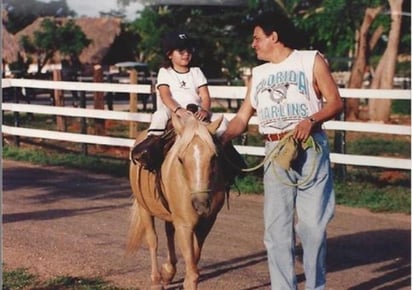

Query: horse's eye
[[178, 156, 183, 164]]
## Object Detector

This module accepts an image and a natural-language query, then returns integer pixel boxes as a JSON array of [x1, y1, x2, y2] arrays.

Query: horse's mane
[[163, 116, 216, 173]]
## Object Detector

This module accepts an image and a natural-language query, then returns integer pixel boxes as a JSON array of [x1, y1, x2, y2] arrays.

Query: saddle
[[130, 126, 175, 172]]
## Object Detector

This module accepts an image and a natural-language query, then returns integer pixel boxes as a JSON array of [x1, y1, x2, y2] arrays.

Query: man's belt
[[264, 126, 322, 142], [264, 131, 293, 142]]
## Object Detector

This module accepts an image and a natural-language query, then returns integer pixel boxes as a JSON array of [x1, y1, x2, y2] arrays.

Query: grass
[[2, 267, 137, 290], [334, 169, 410, 213], [2, 268, 37, 289], [347, 137, 410, 157], [2, 145, 129, 178]]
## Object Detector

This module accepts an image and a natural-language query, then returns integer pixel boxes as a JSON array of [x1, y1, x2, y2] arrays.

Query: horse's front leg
[[193, 215, 218, 264], [175, 224, 199, 290], [140, 209, 163, 289], [161, 221, 177, 284]]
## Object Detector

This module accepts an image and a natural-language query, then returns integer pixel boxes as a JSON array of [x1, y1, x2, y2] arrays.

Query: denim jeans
[[263, 131, 335, 290]]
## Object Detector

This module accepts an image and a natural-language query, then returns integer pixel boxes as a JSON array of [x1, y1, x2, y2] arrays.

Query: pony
[[127, 114, 227, 290]]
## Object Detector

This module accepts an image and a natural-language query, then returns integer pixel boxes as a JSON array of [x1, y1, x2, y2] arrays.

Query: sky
[[39, 0, 145, 20], [68, 0, 144, 20], [42, 0, 249, 20]]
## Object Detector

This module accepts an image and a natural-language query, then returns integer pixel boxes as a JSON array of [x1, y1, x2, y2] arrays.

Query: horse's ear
[[207, 115, 223, 134], [172, 113, 184, 134]]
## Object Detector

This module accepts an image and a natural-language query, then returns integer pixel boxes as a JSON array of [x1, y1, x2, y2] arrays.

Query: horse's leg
[[140, 209, 163, 290], [175, 224, 199, 290], [160, 221, 177, 284], [193, 215, 218, 264]]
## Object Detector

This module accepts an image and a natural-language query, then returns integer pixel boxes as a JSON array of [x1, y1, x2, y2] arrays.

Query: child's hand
[[195, 109, 210, 121], [175, 107, 193, 118]]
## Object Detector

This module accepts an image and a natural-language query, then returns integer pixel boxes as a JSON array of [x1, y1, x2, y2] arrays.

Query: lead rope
[[269, 147, 320, 187], [224, 132, 321, 187]]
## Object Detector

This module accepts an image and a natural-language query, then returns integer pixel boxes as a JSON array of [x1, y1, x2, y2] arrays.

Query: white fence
[[2, 78, 411, 170]]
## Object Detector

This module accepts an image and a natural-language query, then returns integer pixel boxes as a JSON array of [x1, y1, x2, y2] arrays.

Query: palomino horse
[[128, 114, 227, 290]]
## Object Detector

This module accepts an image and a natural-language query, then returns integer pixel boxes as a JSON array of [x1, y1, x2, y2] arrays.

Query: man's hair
[[252, 11, 303, 49]]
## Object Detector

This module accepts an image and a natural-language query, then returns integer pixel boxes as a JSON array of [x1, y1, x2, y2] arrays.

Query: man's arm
[[220, 84, 255, 144], [293, 53, 343, 141], [311, 53, 344, 123]]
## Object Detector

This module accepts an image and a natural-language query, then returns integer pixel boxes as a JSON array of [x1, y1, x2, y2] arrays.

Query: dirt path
[[2, 159, 411, 289]]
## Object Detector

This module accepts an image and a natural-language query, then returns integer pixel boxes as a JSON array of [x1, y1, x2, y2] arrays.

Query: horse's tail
[[126, 199, 146, 253]]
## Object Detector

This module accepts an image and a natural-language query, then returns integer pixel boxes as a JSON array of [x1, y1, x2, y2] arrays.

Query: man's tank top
[[250, 50, 322, 135]]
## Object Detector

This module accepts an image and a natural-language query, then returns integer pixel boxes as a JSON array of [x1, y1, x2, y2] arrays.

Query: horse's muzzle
[[191, 191, 211, 216]]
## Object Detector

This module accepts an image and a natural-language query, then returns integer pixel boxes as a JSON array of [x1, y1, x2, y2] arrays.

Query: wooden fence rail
[[2, 78, 411, 170]]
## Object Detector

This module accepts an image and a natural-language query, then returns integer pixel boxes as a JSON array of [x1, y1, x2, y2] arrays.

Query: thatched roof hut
[[73, 17, 122, 64], [2, 24, 21, 63], [15, 17, 122, 65]]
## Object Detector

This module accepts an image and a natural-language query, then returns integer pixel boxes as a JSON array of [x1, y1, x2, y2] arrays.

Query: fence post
[[105, 73, 114, 111], [79, 90, 88, 156], [333, 99, 347, 181], [93, 65, 105, 150], [129, 69, 138, 138], [13, 86, 21, 147], [53, 69, 67, 131]]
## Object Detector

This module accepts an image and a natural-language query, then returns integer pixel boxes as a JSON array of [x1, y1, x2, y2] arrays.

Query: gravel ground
[[2, 159, 411, 289]]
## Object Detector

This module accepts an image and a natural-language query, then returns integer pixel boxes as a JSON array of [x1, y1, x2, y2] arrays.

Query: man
[[220, 12, 343, 290]]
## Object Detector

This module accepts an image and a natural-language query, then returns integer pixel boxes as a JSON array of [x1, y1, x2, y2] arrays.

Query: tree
[[3, 0, 75, 33], [19, 18, 91, 74], [129, 4, 260, 79], [284, 0, 410, 122], [346, 6, 383, 120], [368, 0, 404, 122]]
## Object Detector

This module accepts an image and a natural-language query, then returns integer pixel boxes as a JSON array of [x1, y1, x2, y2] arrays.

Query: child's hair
[[161, 31, 196, 68]]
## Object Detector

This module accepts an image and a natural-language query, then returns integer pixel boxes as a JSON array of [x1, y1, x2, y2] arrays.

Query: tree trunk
[[346, 6, 382, 121], [369, 0, 403, 122]]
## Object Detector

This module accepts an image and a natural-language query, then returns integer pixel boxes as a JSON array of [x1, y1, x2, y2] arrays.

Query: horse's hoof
[[183, 281, 198, 290], [161, 263, 176, 284], [150, 284, 164, 290]]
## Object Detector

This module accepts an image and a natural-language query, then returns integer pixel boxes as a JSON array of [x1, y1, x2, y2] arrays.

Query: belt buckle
[[267, 132, 282, 142]]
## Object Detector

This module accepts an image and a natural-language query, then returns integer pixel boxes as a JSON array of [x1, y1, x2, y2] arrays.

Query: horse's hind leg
[[160, 221, 177, 284], [140, 209, 163, 289]]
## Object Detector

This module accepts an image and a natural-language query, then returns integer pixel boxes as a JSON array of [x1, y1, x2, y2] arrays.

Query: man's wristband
[[306, 116, 317, 125], [173, 106, 182, 113]]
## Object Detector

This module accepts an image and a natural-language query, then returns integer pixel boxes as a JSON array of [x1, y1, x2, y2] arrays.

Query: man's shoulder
[[294, 50, 319, 58], [252, 62, 275, 75]]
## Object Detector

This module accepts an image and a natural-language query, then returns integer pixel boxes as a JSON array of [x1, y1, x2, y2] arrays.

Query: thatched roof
[[2, 24, 21, 63], [15, 17, 122, 65]]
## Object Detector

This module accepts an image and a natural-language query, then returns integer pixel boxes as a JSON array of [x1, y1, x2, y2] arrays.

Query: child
[[130, 31, 227, 170], [149, 31, 214, 133]]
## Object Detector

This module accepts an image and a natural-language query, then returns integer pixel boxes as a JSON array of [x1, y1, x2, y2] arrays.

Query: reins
[[190, 189, 211, 195], [221, 131, 321, 187]]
